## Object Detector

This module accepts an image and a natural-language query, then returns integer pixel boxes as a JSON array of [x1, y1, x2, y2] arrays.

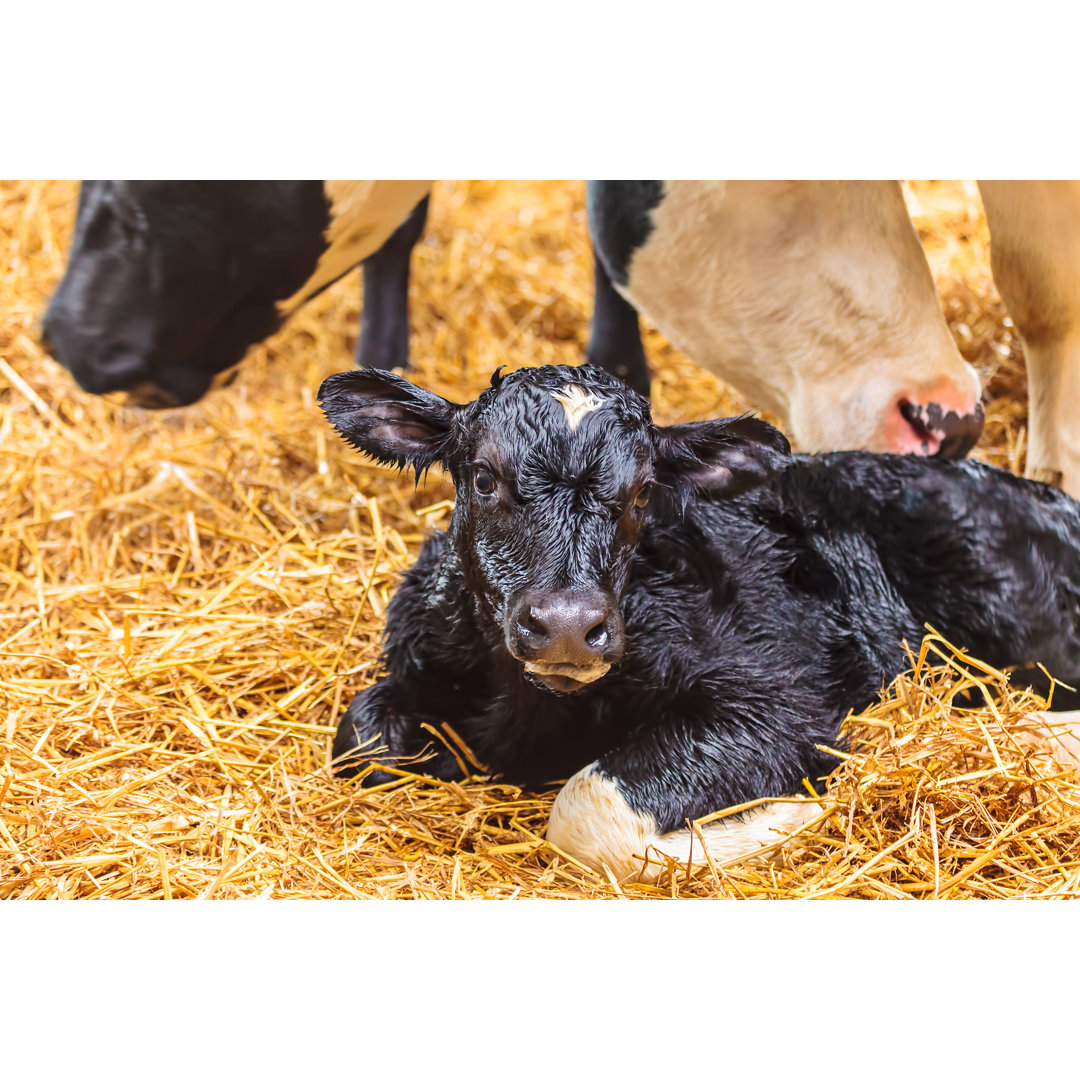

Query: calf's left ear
[[319, 369, 461, 474], [656, 415, 791, 497]]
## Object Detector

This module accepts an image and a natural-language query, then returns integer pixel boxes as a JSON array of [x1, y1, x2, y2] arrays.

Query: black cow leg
[[332, 678, 465, 785], [356, 195, 431, 371], [585, 248, 651, 397]]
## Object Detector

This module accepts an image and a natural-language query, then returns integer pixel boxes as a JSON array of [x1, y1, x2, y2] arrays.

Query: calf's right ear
[[319, 369, 461, 474], [656, 415, 791, 499]]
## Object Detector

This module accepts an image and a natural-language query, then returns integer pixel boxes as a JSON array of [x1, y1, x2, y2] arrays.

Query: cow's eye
[[633, 482, 654, 509], [473, 468, 497, 496]]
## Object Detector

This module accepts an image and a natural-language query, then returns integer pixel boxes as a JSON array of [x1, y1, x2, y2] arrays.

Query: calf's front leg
[[548, 764, 822, 881], [547, 711, 837, 881], [333, 679, 468, 785]]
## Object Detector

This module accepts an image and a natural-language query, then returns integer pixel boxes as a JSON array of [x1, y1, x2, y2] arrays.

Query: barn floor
[[2, 180, 1078, 899]]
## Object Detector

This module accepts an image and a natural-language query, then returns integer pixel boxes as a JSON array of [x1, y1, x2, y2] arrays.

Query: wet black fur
[[323, 364, 1080, 833], [43, 182, 428, 407]]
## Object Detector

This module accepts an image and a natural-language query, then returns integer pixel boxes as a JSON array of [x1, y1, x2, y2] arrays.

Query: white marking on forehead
[[550, 385, 606, 432]]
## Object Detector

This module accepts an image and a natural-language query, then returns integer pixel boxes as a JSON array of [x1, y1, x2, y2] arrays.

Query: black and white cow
[[586, 180, 1080, 498], [43, 180, 431, 407], [587, 180, 986, 456], [320, 362, 1080, 880]]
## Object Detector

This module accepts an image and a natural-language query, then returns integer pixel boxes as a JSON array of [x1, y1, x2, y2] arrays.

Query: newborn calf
[[320, 364, 1080, 879]]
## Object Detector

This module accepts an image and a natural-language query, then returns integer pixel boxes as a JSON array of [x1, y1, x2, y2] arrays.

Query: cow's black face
[[43, 181, 330, 407], [452, 370, 657, 691], [320, 364, 791, 693]]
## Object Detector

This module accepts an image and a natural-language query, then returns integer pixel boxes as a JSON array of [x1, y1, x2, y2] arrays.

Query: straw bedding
[[2, 179, 1077, 899]]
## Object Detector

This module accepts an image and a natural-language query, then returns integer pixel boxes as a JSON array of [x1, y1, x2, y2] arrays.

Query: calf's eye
[[474, 468, 496, 496], [633, 483, 653, 509]]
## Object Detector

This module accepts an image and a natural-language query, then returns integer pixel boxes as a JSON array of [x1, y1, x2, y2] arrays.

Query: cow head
[[42, 181, 330, 407], [320, 364, 790, 693]]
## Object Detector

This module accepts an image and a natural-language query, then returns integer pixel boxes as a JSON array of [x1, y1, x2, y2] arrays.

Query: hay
[[1, 179, 1077, 899]]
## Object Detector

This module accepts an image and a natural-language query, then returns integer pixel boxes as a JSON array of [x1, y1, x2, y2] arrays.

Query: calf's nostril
[[518, 608, 549, 642], [584, 622, 608, 651]]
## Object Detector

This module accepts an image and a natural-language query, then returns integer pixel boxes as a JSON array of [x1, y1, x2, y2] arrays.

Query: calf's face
[[43, 181, 330, 407], [320, 365, 790, 693]]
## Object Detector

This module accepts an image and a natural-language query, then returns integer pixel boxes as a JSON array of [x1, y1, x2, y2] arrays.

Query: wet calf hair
[[321, 364, 1080, 855]]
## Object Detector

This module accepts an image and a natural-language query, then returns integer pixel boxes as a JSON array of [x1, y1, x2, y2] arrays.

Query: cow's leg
[[586, 248, 652, 397], [979, 181, 1080, 497], [546, 709, 837, 882], [332, 678, 467, 785], [547, 762, 823, 881], [1019, 710, 1080, 768], [356, 195, 430, 371]]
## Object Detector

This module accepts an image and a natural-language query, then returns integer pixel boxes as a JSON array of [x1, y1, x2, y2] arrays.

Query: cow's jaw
[[523, 659, 612, 694]]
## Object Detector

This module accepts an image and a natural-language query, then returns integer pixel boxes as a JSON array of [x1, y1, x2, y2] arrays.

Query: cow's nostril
[[584, 622, 608, 651], [896, 398, 984, 459], [518, 608, 549, 641], [898, 400, 939, 453], [935, 402, 985, 459]]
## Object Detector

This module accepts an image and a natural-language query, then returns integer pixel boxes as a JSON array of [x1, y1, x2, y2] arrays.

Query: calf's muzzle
[[507, 588, 624, 693]]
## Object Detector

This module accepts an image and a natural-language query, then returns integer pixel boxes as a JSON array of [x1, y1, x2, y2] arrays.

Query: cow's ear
[[319, 369, 461, 474], [655, 415, 791, 498]]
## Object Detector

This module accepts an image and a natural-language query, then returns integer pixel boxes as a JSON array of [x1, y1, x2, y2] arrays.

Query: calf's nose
[[510, 589, 621, 666]]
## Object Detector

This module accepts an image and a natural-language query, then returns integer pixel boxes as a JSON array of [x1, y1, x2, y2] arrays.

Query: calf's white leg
[[546, 763, 821, 882]]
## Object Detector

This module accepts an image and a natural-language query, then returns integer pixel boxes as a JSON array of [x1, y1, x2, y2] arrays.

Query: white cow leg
[[979, 181, 1080, 497], [1021, 337, 1080, 496], [1020, 710, 1080, 768], [546, 763, 823, 883]]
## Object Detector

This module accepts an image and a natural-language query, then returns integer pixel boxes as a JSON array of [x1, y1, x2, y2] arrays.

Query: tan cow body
[[607, 179, 1080, 496], [278, 180, 434, 316], [612, 180, 982, 456]]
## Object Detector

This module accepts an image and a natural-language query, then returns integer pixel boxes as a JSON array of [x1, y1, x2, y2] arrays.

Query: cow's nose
[[897, 398, 985, 458], [510, 590, 621, 666], [40, 304, 66, 360]]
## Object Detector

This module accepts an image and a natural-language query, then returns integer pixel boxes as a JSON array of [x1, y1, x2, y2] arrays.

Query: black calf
[[320, 363, 1080, 878]]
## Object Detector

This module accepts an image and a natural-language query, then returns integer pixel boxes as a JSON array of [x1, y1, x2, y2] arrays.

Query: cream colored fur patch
[[551, 385, 606, 431], [277, 180, 433, 316], [546, 762, 822, 883]]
